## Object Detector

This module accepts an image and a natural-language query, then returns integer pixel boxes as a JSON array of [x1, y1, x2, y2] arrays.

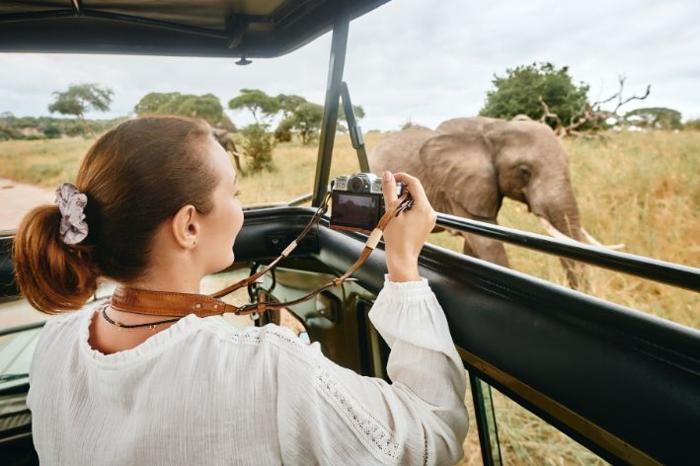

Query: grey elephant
[[369, 116, 621, 288], [212, 128, 244, 175]]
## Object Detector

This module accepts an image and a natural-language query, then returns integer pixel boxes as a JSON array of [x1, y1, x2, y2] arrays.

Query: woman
[[13, 116, 468, 465]]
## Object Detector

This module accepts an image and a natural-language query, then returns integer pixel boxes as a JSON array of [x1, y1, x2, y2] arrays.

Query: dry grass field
[[1, 129, 698, 465]]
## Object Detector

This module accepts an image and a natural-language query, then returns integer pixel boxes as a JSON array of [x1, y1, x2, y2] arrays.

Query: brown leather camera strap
[[109, 191, 411, 318], [209, 191, 332, 299]]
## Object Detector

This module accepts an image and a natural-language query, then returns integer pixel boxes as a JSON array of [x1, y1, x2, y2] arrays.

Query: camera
[[329, 173, 403, 233]]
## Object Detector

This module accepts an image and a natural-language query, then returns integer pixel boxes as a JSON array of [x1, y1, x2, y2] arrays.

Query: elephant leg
[[462, 232, 509, 267], [560, 257, 589, 291]]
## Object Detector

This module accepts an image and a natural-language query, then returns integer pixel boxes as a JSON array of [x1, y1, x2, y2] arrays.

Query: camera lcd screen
[[333, 193, 378, 229]]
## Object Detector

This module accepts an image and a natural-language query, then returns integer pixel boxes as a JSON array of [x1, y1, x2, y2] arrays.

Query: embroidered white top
[[27, 275, 469, 465]]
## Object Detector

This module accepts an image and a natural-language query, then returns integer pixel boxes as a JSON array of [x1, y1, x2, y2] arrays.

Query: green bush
[[43, 125, 62, 139], [241, 123, 275, 173], [480, 62, 590, 130], [65, 124, 85, 137], [274, 117, 294, 142]]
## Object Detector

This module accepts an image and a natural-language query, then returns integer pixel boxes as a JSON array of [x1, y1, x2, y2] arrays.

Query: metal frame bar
[[458, 346, 662, 465], [469, 373, 502, 466], [311, 4, 349, 206], [437, 212, 700, 292], [0, 321, 44, 338], [242, 193, 313, 211], [339, 81, 370, 172]]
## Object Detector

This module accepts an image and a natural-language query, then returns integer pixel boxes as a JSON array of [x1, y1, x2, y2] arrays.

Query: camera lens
[[348, 176, 364, 193]]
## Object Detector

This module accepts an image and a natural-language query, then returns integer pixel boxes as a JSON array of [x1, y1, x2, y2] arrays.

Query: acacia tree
[[133, 92, 233, 128], [48, 83, 113, 121], [288, 102, 324, 145], [276, 94, 308, 119], [274, 94, 365, 144], [624, 107, 682, 130], [228, 89, 279, 122], [227, 89, 281, 173]]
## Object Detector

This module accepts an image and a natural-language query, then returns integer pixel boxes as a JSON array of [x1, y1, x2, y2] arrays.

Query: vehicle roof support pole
[[340, 81, 370, 172], [469, 373, 503, 466], [311, 5, 350, 207]]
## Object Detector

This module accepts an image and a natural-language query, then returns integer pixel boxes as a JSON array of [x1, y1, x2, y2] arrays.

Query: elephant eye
[[518, 165, 531, 181]]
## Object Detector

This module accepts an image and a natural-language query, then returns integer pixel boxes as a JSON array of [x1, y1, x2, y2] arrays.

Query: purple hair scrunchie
[[54, 182, 89, 245]]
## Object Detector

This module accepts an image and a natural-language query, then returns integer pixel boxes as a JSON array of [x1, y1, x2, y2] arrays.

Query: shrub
[[43, 125, 62, 139], [240, 123, 275, 173], [274, 117, 294, 142]]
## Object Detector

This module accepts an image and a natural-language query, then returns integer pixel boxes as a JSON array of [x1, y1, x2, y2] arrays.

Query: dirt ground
[[0, 177, 54, 232]]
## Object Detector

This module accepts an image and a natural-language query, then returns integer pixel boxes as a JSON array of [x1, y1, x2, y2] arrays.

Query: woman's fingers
[[382, 171, 398, 211], [393, 172, 430, 207]]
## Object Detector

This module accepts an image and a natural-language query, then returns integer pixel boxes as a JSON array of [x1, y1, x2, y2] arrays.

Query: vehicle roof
[[0, 0, 388, 57]]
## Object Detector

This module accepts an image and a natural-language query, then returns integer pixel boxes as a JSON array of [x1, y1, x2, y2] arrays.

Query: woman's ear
[[419, 132, 500, 219], [170, 204, 200, 249]]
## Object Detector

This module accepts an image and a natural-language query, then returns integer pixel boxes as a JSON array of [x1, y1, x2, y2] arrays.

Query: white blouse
[[27, 275, 469, 465]]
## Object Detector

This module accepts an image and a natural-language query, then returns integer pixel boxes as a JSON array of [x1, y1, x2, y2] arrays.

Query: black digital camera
[[329, 173, 403, 233]]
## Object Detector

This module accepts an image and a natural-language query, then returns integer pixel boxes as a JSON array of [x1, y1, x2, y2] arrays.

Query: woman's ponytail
[[12, 204, 99, 314], [12, 115, 218, 315]]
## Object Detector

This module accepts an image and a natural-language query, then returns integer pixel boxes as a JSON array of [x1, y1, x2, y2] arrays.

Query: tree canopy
[[228, 89, 280, 122], [282, 102, 324, 144], [48, 83, 113, 120], [271, 94, 364, 144], [133, 92, 233, 129], [624, 107, 683, 130], [276, 94, 308, 118], [480, 62, 589, 129]]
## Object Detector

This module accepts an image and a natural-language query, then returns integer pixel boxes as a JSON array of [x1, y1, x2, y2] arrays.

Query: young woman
[[13, 116, 468, 465]]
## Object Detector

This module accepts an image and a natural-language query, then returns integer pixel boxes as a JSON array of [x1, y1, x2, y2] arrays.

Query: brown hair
[[12, 116, 219, 314]]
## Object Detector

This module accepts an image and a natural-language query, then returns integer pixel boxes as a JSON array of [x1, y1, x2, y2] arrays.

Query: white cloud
[[1, 0, 698, 129]]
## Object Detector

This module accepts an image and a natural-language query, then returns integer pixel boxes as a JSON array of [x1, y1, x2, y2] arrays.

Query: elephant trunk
[[528, 177, 583, 241], [529, 181, 588, 289]]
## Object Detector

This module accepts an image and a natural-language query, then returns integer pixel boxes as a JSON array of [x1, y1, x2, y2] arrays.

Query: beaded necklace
[[101, 305, 181, 329]]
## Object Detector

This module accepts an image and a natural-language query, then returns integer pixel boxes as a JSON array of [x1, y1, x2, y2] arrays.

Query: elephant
[[212, 128, 245, 175], [368, 116, 621, 289]]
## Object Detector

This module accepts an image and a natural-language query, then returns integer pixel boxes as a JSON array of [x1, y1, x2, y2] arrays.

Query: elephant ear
[[419, 132, 500, 219]]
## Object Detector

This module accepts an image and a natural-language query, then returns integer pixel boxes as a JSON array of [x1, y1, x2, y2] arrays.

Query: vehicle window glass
[[475, 379, 608, 465], [460, 370, 485, 465]]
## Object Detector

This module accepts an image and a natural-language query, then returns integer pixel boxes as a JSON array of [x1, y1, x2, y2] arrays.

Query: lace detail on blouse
[[314, 368, 401, 463], [218, 325, 402, 463]]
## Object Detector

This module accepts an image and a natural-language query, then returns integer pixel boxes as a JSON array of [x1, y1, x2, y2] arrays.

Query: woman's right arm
[[275, 172, 468, 465], [275, 273, 468, 465]]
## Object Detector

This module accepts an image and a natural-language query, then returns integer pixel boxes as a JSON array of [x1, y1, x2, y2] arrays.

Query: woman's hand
[[381, 171, 437, 282]]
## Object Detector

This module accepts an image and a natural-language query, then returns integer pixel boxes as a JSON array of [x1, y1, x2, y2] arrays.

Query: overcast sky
[[1, 0, 698, 130]]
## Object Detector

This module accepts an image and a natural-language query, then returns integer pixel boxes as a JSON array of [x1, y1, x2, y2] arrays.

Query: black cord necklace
[[101, 306, 182, 329]]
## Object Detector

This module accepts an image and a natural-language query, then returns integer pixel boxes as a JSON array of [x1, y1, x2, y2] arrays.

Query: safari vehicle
[[0, 1, 698, 465]]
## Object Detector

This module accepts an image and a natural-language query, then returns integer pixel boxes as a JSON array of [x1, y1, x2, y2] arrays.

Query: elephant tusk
[[538, 217, 579, 243], [538, 217, 625, 250], [580, 227, 625, 250]]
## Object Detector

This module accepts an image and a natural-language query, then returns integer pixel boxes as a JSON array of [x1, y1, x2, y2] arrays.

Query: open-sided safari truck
[[0, 1, 698, 465]]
